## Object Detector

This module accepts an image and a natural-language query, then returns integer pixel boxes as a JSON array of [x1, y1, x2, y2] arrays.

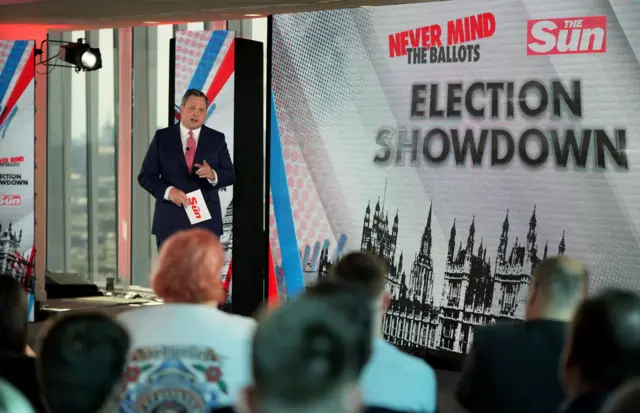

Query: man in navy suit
[[138, 89, 235, 249]]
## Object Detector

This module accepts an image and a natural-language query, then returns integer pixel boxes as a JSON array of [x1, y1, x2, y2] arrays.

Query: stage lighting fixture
[[58, 39, 102, 72]]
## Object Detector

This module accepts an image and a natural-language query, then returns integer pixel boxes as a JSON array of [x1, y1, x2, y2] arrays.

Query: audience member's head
[[327, 251, 389, 335], [0, 275, 29, 355], [526, 256, 588, 321], [246, 287, 373, 413], [304, 282, 374, 368], [0, 379, 35, 413], [561, 289, 640, 398], [601, 378, 640, 413], [151, 228, 225, 305], [36, 312, 130, 413]]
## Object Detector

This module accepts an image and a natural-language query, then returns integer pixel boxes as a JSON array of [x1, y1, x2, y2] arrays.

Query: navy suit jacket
[[138, 124, 235, 238], [456, 319, 567, 413]]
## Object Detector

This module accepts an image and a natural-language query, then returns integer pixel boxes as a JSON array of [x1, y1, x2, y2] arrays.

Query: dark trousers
[[156, 235, 167, 251], [156, 228, 220, 251]]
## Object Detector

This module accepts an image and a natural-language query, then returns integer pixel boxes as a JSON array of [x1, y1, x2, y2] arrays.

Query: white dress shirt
[[163, 123, 218, 201]]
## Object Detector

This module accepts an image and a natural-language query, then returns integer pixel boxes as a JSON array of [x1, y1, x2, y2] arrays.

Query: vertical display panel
[[269, 1, 640, 359], [0, 40, 36, 321], [173, 30, 235, 296]]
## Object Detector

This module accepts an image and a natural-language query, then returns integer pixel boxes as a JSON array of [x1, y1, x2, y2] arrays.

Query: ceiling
[[0, 0, 430, 27]]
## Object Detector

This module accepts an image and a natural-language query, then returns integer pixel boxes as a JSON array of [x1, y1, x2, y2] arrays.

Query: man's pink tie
[[185, 131, 196, 172]]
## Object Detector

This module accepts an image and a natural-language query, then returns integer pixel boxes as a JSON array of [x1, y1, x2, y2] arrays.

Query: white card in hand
[[185, 189, 212, 225]]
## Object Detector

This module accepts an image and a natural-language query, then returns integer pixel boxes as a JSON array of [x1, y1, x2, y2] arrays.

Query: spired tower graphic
[[220, 200, 234, 277], [490, 207, 566, 322], [0, 222, 22, 277], [361, 179, 399, 280], [439, 216, 494, 354], [358, 182, 567, 356], [385, 205, 440, 352], [492, 208, 535, 321]]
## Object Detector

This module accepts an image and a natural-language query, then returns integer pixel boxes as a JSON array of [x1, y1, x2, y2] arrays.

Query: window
[[46, 29, 118, 284], [186, 22, 205, 31], [155, 25, 173, 131], [68, 30, 89, 277], [93, 29, 117, 279]]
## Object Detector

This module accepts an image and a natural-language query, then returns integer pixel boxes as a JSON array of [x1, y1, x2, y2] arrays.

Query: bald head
[[528, 256, 588, 319]]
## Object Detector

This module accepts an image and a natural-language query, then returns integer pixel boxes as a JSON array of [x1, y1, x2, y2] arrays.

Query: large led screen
[[269, 0, 640, 356]]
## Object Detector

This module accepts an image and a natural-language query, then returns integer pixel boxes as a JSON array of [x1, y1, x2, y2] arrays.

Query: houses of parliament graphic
[[314, 187, 566, 355], [0, 221, 34, 293], [221, 200, 234, 276], [0, 222, 23, 276]]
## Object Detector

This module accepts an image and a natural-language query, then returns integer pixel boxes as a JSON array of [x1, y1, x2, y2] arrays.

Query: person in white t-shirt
[[325, 251, 438, 413], [117, 228, 256, 413]]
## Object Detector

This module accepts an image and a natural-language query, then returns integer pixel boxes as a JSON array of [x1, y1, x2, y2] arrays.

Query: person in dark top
[[0, 275, 44, 412], [36, 312, 130, 413], [560, 289, 640, 413], [600, 378, 640, 413], [243, 284, 373, 413], [456, 256, 588, 413]]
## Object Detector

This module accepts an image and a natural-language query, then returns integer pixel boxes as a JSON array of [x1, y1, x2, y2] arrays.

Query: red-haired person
[[117, 229, 256, 413]]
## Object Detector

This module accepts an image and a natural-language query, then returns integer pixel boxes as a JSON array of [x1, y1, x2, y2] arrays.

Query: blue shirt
[[361, 338, 437, 413]]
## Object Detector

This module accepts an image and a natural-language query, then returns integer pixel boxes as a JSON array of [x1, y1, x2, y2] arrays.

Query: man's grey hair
[[181, 89, 210, 107], [534, 256, 588, 311], [601, 378, 640, 413]]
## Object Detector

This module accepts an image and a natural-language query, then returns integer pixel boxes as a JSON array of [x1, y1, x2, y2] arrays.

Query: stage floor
[[27, 296, 159, 345]]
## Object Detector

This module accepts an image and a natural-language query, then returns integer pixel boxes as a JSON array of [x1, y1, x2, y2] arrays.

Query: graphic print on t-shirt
[[120, 345, 230, 413]]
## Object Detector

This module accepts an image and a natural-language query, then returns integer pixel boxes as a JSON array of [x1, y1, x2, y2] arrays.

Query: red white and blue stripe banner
[[173, 30, 235, 287], [0, 40, 36, 321]]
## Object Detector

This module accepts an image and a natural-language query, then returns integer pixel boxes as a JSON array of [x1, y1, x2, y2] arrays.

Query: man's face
[[180, 96, 208, 130]]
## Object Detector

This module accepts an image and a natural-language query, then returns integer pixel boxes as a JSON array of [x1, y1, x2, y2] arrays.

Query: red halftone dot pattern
[[271, 95, 336, 253], [175, 31, 209, 95], [174, 31, 234, 104], [269, 193, 287, 301], [280, 143, 334, 253], [269, 193, 282, 266], [0, 41, 9, 67]]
